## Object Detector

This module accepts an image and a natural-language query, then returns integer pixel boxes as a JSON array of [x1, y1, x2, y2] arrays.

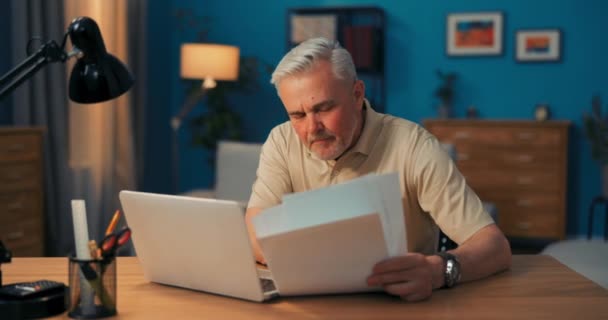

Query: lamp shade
[[180, 43, 239, 81], [67, 17, 135, 104]]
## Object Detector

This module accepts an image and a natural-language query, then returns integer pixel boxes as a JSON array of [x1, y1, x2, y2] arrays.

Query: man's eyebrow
[[287, 99, 336, 116], [311, 99, 336, 111]]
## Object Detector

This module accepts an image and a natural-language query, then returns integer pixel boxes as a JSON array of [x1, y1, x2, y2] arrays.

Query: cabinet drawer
[[431, 126, 562, 147], [0, 163, 41, 192], [476, 191, 561, 211], [454, 145, 561, 170], [0, 218, 44, 257], [0, 134, 41, 162], [462, 169, 560, 192], [0, 191, 42, 225], [498, 209, 562, 239]]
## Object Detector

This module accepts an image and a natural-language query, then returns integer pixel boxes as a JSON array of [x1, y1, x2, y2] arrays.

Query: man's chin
[[311, 147, 342, 161]]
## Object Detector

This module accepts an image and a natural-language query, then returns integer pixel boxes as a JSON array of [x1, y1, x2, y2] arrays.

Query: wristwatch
[[436, 252, 461, 288]]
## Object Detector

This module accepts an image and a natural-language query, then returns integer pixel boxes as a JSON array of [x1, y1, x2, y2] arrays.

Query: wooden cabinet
[[424, 120, 570, 240], [0, 127, 45, 256]]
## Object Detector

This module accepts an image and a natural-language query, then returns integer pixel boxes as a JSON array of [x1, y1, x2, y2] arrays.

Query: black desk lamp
[[0, 16, 134, 103], [0, 16, 134, 319]]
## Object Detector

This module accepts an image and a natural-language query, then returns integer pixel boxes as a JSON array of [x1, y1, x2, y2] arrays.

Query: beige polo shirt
[[248, 101, 494, 255]]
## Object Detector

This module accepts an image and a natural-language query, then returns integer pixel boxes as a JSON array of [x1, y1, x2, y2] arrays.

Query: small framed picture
[[446, 12, 503, 56], [290, 14, 337, 45], [515, 29, 561, 62]]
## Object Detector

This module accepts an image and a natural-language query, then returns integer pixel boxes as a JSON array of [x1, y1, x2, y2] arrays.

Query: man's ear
[[353, 80, 366, 106]]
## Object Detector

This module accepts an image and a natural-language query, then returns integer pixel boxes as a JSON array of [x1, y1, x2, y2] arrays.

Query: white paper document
[[252, 172, 407, 296]]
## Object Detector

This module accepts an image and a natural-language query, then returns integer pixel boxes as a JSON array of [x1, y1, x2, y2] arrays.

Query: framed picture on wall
[[515, 29, 561, 62], [446, 12, 503, 56], [290, 14, 337, 45]]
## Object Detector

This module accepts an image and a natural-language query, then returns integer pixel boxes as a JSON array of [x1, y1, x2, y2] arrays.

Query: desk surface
[[3, 255, 607, 319]]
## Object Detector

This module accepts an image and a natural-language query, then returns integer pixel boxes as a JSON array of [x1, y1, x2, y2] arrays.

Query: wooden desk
[[3, 255, 607, 319]]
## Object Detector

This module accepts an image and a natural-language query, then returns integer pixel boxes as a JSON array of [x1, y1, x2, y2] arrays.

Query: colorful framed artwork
[[515, 29, 561, 62], [447, 12, 503, 56]]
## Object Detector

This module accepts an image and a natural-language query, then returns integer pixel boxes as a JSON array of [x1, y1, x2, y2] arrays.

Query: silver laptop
[[119, 190, 278, 302]]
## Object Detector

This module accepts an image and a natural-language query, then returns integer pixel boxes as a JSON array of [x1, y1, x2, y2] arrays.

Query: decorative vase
[[603, 165, 608, 199]]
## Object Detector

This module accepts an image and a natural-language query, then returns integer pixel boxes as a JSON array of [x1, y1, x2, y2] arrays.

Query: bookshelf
[[286, 6, 386, 112]]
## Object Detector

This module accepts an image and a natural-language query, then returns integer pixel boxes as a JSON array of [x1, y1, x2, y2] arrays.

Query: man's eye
[[320, 104, 335, 112], [290, 113, 305, 119]]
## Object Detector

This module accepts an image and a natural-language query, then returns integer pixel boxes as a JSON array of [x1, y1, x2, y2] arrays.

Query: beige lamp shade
[[180, 43, 240, 81]]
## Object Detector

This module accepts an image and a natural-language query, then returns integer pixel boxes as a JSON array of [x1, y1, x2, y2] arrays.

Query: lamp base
[[0, 285, 68, 319]]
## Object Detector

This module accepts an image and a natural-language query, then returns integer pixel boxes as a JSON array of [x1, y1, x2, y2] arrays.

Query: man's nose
[[307, 113, 322, 132]]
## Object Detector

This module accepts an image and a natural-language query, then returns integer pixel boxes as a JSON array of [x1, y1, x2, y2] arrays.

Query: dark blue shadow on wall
[[0, 0, 13, 124], [566, 125, 581, 236]]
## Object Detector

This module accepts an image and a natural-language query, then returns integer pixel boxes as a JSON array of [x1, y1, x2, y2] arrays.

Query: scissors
[[100, 227, 132, 258]]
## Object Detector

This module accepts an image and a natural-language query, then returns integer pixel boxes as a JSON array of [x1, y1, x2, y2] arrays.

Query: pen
[[105, 209, 121, 236]]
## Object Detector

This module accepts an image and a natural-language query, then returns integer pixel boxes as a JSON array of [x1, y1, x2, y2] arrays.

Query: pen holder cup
[[67, 256, 117, 319]]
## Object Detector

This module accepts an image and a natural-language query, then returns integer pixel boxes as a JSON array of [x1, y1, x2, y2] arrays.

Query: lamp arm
[[0, 40, 68, 101], [170, 87, 209, 131]]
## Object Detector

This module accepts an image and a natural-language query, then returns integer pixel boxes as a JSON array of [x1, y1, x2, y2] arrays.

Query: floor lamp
[[171, 43, 240, 194]]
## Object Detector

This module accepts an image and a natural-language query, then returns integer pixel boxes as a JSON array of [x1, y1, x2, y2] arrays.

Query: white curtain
[[64, 0, 136, 244]]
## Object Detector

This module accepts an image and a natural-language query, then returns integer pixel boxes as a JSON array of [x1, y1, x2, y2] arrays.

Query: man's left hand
[[366, 253, 443, 302]]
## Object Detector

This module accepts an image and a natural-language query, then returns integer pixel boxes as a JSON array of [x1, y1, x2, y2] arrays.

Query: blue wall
[[159, 0, 607, 237], [142, 0, 174, 194]]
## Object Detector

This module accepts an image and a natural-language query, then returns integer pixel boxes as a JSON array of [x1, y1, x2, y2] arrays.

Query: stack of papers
[[252, 172, 407, 296]]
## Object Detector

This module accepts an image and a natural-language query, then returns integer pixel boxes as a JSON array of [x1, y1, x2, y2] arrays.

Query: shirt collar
[[350, 99, 382, 156]]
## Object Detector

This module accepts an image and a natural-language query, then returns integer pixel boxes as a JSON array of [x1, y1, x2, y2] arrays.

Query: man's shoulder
[[379, 113, 433, 142], [268, 121, 298, 143], [264, 121, 302, 155]]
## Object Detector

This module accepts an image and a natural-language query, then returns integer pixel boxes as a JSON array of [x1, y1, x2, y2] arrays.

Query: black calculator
[[0, 280, 65, 299]]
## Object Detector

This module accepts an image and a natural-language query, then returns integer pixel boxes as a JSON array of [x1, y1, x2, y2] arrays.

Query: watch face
[[445, 259, 460, 287], [438, 252, 461, 288]]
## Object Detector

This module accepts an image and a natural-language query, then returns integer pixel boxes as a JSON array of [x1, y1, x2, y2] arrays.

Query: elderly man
[[245, 37, 511, 302]]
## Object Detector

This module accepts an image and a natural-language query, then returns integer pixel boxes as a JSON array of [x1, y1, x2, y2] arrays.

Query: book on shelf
[[343, 25, 380, 71]]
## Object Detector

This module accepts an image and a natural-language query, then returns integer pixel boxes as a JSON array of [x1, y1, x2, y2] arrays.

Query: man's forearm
[[451, 224, 512, 283], [427, 224, 511, 288]]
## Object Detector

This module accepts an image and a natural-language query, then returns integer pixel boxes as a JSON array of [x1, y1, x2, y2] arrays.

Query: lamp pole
[[171, 85, 208, 194]]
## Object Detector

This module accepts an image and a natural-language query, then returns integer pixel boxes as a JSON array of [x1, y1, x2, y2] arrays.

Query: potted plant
[[189, 57, 269, 151], [583, 95, 608, 198], [434, 70, 458, 119]]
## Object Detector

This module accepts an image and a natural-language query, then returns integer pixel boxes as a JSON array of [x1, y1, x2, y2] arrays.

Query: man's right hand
[[245, 207, 266, 264]]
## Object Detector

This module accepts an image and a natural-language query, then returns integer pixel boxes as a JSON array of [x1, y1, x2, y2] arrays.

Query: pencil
[[105, 209, 121, 236]]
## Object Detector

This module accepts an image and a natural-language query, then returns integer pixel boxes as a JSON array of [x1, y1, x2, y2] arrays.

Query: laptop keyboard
[[261, 278, 276, 293]]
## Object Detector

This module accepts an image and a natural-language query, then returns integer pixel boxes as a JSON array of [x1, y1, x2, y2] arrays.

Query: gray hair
[[270, 37, 357, 88]]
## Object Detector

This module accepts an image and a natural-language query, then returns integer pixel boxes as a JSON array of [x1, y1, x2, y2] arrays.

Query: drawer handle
[[517, 222, 532, 230], [517, 176, 534, 185], [7, 143, 26, 152], [517, 132, 536, 140], [8, 201, 24, 211], [6, 231, 25, 241], [517, 154, 534, 163], [2, 172, 24, 181], [457, 153, 470, 161], [516, 199, 532, 207], [454, 131, 471, 139]]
